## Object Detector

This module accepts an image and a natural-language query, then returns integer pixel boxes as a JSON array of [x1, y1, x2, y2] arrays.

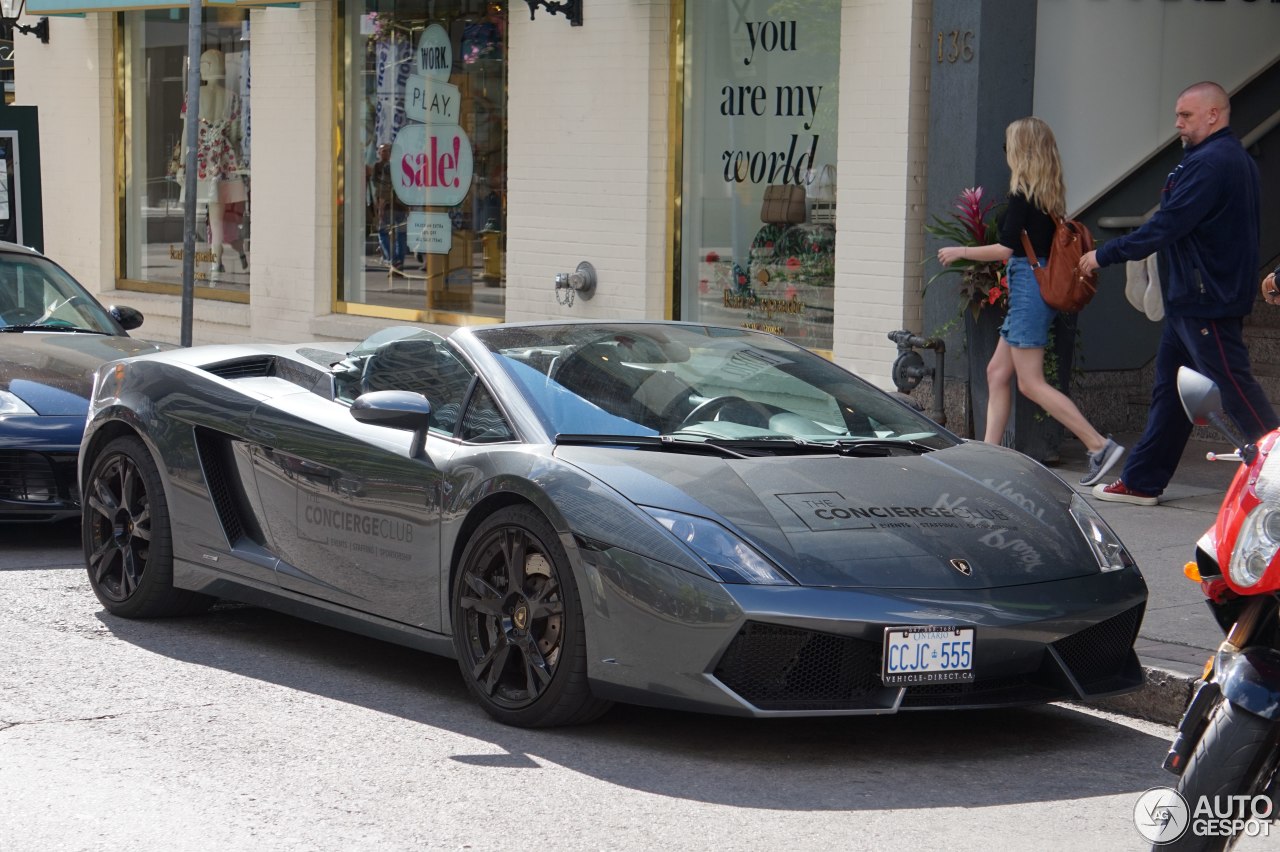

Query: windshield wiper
[[554, 433, 753, 459], [833, 437, 936, 455], [0, 324, 108, 334], [554, 433, 931, 459]]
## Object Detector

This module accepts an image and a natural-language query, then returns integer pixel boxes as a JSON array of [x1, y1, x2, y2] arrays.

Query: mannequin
[[179, 49, 244, 272]]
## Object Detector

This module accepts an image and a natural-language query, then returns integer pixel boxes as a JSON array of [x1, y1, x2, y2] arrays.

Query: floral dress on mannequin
[[179, 94, 243, 202]]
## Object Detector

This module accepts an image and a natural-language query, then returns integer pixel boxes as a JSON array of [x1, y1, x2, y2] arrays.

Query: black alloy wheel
[[452, 505, 610, 727], [82, 435, 210, 618]]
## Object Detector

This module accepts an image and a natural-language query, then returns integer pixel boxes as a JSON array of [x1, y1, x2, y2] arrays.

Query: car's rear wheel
[[451, 505, 610, 727], [82, 435, 211, 618]]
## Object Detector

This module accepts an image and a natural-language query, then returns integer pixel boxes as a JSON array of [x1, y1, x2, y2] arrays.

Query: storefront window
[[680, 1, 839, 349], [341, 0, 507, 319], [119, 10, 251, 300]]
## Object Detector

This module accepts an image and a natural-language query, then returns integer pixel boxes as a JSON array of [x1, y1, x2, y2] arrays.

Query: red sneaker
[[1092, 479, 1158, 506]]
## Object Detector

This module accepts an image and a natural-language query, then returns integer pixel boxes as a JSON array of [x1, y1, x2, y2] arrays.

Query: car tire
[[451, 505, 611, 727], [1164, 697, 1280, 852], [82, 435, 212, 618]]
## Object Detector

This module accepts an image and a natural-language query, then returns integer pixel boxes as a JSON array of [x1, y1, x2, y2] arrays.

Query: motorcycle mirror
[[1176, 367, 1223, 426], [1177, 366, 1252, 459]]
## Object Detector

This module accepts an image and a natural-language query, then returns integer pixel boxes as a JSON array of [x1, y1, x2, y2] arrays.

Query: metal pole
[[179, 0, 203, 347]]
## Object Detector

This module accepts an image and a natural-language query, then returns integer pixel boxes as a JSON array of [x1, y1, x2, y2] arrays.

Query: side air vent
[[204, 356, 276, 380], [193, 429, 264, 546]]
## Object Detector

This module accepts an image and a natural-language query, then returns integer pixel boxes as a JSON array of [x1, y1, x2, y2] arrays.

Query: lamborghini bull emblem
[[950, 558, 973, 577]]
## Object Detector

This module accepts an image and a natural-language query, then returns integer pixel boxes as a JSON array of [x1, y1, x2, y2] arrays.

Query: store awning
[[27, 0, 301, 12]]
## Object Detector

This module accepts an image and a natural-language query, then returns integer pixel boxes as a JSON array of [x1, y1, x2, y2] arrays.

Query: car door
[[246, 332, 475, 631]]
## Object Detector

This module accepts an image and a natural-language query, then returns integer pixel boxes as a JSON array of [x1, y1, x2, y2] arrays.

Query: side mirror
[[110, 305, 144, 331], [351, 390, 433, 457]]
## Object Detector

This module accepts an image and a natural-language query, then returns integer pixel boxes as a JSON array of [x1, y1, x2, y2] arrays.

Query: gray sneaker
[[1080, 437, 1125, 487]]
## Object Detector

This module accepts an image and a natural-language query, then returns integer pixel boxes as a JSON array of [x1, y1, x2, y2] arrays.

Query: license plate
[[882, 625, 975, 686]]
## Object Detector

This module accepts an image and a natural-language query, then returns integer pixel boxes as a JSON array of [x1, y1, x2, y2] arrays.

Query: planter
[[964, 308, 1077, 463]]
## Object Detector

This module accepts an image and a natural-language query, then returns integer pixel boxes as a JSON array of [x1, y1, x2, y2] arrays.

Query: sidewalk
[[1049, 430, 1237, 725]]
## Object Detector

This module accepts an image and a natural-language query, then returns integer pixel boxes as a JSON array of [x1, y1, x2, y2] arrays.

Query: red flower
[[955, 187, 996, 246], [705, 251, 719, 262], [987, 274, 1008, 305], [785, 256, 801, 271]]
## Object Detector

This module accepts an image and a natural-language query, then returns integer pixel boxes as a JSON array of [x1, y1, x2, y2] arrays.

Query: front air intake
[[713, 621, 882, 710], [1052, 603, 1145, 693], [0, 450, 59, 503]]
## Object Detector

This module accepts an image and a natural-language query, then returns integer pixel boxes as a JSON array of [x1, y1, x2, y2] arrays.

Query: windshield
[[473, 323, 954, 448], [0, 253, 120, 334]]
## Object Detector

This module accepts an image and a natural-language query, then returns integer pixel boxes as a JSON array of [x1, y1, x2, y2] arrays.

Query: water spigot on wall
[[887, 329, 947, 427], [554, 261, 596, 307]]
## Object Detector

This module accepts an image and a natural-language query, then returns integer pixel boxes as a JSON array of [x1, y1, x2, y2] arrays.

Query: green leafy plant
[[925, 186, 1008, 321]]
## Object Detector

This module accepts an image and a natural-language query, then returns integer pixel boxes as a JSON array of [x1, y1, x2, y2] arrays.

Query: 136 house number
[[937, 29, 975, 63]]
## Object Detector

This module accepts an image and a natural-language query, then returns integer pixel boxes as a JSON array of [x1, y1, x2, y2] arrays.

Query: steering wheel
[[676, 395, 774, 430]]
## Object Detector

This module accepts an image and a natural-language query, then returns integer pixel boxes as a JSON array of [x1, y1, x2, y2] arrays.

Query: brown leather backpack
[[1020, 218, 1098, 313]]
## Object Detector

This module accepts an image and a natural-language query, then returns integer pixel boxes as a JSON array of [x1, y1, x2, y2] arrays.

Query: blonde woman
[[937, 117, 1123, 486]]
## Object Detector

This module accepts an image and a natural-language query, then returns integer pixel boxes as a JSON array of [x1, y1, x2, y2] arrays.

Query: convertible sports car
[[79, 320, 1147, 726], [0, 241, 161, 522]]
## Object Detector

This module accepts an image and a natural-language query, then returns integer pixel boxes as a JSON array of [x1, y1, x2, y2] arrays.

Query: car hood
[[1, 333, 163, 415], [556, 441, 1099, 590]]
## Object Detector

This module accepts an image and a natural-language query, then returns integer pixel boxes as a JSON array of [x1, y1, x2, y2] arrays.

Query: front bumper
[[578, 545, 1147, 717]]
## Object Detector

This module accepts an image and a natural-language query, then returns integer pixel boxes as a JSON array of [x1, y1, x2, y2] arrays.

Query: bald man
[[1079, 81, 1276, 505]]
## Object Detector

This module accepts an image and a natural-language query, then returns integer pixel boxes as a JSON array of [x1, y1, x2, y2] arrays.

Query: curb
[[1084, 664, 1198, 727]]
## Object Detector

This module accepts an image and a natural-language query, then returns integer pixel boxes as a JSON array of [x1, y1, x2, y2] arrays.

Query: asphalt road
[[0, 522, 1271, 852]]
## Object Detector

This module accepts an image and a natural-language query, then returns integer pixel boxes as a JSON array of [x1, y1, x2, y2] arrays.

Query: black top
[[998, 192, 1055, 259]]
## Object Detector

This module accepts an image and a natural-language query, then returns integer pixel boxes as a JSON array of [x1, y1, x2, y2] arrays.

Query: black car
[[0, 242, 162, 521]]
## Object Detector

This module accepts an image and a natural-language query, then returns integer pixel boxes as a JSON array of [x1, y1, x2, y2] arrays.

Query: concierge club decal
[[775, 490, 1052, 571]]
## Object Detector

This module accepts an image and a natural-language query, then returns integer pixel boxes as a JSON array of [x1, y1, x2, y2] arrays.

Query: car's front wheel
[[451, 505, 610, 727], [82, 435, 211, 618]]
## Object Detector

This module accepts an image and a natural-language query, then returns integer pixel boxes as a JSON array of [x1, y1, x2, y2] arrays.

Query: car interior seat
[[360, 337, 474, 434]]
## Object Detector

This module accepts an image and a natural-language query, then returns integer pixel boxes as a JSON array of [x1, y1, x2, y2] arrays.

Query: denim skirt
[[1000, 256, 1056, 349]]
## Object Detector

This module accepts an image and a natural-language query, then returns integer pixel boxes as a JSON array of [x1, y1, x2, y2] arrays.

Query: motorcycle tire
[[1160, 698, 1280, 852]]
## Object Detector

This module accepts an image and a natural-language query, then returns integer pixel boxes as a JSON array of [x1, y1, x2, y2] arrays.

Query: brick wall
[[832, 0, 932, 388], [13, 13, 113, 296], [249, 4, 332, 344], [503, 1, 672, 321]]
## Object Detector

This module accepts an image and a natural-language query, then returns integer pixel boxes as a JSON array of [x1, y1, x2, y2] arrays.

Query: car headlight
[[0, 389, 36, 416], [1228, 504, 1280, 588], [1069, 494, 1135, 573], [642, 506, 795, 585]]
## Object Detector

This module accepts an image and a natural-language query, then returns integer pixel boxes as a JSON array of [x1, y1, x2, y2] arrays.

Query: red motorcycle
[[1159, 367, 1280, 850]]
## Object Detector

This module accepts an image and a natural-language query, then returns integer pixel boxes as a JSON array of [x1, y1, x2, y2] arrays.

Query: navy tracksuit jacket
[[1096, 126, 1277, 495]]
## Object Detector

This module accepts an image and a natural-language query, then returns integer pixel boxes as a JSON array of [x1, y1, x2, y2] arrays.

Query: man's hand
[[1078, 250, 1100, 276], [1262, 272, 1279, 306]]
